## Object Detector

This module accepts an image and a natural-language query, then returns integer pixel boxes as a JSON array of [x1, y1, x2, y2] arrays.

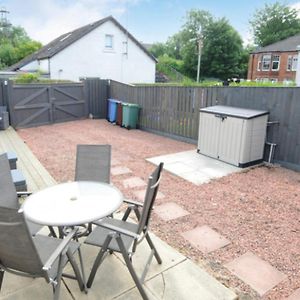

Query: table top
[[22, 181, 123, 226]]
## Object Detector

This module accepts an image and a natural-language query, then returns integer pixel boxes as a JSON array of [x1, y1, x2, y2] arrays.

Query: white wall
[[20, 59, 49, 73], [48, 20, 155, 83]]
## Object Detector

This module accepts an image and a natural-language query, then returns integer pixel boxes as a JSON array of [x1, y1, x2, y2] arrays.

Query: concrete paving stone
[[122, 177, 147, 188], [163, 162, 196, 175], [179, 171, 211, 185], [111, 158, 121, 166], [154, 202, 190, 221], [111, 166, 132, 176], [287, 288, 300, 300], [181, 225, 231, 254], [224, 251, 287, 296], [114, 286, 159, 300], [115, 232, 186, 281], [145, 259, 237, 300], [133, 189, 165, 202], [0, 277, 73, 300]]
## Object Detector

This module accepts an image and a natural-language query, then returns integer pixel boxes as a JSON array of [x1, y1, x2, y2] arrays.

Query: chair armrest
[[123, 198, 143, 207], [17, 191, 32, 197], [97, 220, 139, 239], [42, 228, 78, 271]]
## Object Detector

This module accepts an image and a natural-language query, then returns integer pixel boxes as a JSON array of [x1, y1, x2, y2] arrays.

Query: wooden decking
[[0, 127, 56, 191]]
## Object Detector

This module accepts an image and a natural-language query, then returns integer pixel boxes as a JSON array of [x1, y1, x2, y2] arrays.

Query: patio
[[1, 119, 300, 299]]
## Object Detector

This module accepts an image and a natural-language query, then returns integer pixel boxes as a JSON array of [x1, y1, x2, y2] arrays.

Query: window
[[262, 54, 271, 71], [257, 55, 261, 71], [271, 55, 280, 71], [105, 34, 113, 49], [287, 55, 298, 71]]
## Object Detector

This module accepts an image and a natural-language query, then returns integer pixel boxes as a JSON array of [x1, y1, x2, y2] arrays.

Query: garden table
[[22, 181, 123, 227]]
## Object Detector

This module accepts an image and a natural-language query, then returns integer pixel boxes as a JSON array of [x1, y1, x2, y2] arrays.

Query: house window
[[257, 55, 261, 71], [287, 55, 298, 71], [271, 55, 280, 71], [262, 54, 271, 71], [105, 34, 113, 49]]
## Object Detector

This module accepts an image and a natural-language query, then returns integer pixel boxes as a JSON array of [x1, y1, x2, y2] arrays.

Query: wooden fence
[[110, 80, 300, 170]]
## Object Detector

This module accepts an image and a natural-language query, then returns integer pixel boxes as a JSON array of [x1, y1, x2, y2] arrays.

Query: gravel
[[18, 119, 300, 299]]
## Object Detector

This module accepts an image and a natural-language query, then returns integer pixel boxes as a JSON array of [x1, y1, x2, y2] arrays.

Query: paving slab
[[133, 189, 165, 202], [147, 150, 241, 186], [181, 225, 231, 254], [111, 166, 132, 176], [122, 177, 147, 188], [287, 288, 300, 300], [145, 259, 237, 300], [154, 202, 190, 221], [224, 251, 287, 296]]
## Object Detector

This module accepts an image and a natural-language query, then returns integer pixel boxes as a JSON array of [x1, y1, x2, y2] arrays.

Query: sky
[[1, 0, 300, 46]]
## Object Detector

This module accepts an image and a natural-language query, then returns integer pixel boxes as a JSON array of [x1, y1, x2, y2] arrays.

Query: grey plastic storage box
[[197, 105, 269, 167], [0, 111, 9, 130], [10, 169, 27, 191], [7, 151, 17, 169]]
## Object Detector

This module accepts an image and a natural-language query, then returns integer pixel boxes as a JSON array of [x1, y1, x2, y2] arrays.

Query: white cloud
[[5, 0, 141, 44]]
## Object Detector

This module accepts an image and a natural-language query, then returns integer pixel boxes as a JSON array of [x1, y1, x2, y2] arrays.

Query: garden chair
[[73, 144, 111, 235], [0, 206, 85, 300], [84, 163, 164, 300], [0, 153, 43, 235]]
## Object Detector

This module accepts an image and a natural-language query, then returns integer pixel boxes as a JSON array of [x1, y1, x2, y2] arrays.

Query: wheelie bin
[[122, 103, 140, 129], [107, 99, 120, 123]]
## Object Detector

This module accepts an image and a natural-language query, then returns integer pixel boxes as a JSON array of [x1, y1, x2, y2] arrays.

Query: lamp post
[[196, 27, 203, 83]]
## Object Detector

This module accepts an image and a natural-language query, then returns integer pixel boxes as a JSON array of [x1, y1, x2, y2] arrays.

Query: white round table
[[22, 181, 123, 226]]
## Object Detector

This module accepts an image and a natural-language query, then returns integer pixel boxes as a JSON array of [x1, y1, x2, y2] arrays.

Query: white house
[[7, 16, 156, 83]]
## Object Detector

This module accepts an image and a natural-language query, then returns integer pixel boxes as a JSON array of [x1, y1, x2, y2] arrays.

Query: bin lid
[[200, 105, 268, 119], [122, 103, 140, 108], [108, 98, 121, 103]]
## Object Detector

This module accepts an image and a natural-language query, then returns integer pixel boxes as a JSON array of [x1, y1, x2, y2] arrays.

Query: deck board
[[0, 127, 56, 191]]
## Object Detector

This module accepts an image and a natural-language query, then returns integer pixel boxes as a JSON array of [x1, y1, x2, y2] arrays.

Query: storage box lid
[[200, 105, 268, 119], [108, 99, 121, 104]]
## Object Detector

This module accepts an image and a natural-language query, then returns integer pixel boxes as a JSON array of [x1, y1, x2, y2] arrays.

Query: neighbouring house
[[6, 16, 156, 83], [247, 34, 300, 84]]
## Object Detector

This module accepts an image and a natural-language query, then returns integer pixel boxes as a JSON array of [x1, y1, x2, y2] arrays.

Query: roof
[[7, 16, 156, 71], [252, 33, 300, 54]]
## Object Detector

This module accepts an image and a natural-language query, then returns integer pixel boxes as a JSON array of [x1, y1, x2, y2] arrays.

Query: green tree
[[149, 43, 166, 58], [0, 25, 41, 68], [201, 18, 244, 80], [250, 2, 300, 47]]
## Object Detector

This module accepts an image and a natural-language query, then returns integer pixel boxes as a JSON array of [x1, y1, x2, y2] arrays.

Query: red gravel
[[18, 119, 300, 300]]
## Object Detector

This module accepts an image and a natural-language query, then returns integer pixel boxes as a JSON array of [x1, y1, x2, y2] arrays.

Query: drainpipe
[[295, 45, 300, 86]]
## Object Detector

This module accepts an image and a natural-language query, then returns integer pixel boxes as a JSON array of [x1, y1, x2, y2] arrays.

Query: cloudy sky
[[1, 0, 300, 45]]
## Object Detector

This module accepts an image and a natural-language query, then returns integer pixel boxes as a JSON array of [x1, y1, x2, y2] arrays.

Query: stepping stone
[[111, 166, 132, 176], [224, 251, 287, 296], [133, 189, 165, 202], [122, 177, 146, 189], [154, 202, 189, 221], [111, 158, 121, 166], [181, 225, 230, 254], [287, 288, 300, 300]]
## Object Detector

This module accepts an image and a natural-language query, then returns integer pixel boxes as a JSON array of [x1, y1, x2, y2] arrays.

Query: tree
[[148, 42, 166, 58], [0, 25, 42, 68], [250, 2, 300, 47]]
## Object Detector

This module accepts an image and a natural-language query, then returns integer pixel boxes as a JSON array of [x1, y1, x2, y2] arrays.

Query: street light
[[189, 26, 203, 83]]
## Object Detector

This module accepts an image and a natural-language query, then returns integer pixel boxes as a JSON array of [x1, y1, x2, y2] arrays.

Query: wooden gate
[[9, 83, 86, 128]]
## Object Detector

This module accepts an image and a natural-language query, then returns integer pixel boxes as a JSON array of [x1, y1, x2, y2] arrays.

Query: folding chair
[[0, 207, 85, 300], [84, 163, 163, 300]]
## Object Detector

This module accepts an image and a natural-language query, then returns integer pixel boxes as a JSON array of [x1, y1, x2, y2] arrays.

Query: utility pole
[[0, 7, 11, 37], [196, 27, 203, 83]]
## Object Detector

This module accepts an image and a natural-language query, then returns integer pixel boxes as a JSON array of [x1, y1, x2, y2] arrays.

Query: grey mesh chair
[[75, 144, 111, 184], [0, 206, 85, 300], [0, 153, 42, 235], [74, 144, 111, 235], [84, 163, 163, 300]]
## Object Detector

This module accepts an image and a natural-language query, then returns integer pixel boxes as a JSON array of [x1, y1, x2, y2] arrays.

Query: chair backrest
[[0, 206, 44, 276], [137, 163, 163, 234], [0, 153, 18, 208], [75, 145, 111, 184]]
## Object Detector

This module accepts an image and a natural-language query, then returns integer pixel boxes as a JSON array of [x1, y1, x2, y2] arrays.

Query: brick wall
[[247, 51, 297, 82]]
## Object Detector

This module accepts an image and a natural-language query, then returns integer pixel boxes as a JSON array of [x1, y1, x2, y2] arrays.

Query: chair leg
[[53, 254, 64, 300], [67, 248, 85, 292], [48, 226, 57, 238], [0, 269, 4, 291], [87, 234, 113, 288], [144, 232, 162, 264], [116, 235, 149, 300]]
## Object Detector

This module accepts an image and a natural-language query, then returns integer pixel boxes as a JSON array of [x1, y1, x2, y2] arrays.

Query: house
[[6, 16, 156, 83], [247, 34, 300, 84]]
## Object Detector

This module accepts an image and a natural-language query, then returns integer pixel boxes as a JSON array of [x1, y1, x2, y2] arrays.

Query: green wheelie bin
[[122, 103, 140, 129]]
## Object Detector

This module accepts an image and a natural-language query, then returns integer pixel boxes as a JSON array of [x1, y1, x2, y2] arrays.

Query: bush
[[15, 72, 39, 83]]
